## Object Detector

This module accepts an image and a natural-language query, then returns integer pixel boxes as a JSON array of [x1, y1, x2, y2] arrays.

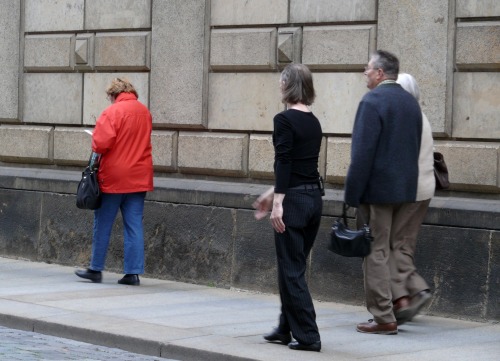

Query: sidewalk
[[0, 257, 499, 361]]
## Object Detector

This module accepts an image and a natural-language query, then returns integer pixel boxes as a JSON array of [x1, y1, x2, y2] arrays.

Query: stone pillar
[[378, 0, 454, 135], [0, 0, 21, 121]]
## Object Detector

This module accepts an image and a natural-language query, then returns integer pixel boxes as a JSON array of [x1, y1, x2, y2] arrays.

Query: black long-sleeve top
[[273, 109, 323, 193]]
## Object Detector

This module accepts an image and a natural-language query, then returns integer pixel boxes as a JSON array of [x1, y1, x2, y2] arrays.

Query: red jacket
[[92, 93, 153, 193]]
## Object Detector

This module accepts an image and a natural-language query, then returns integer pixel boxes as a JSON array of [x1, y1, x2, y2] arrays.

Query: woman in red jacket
[[75, 78, 153, 286]]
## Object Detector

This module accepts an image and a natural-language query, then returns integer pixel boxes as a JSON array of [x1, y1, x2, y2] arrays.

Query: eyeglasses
[[364, 66, 379, 72]]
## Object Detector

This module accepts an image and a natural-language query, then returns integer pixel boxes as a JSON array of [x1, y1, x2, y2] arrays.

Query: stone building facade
[[0, 1, 499, 321]]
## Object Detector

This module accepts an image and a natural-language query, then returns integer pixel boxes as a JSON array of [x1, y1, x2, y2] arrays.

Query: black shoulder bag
[[76, 152, 101, 210], [328, 203, 373, 257]]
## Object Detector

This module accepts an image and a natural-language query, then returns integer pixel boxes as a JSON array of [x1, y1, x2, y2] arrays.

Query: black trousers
[[274, 187, 322, 345]]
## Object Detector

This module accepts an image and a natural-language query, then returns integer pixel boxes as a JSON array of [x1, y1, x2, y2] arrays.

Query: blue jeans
[[90, 192, 146, 274]]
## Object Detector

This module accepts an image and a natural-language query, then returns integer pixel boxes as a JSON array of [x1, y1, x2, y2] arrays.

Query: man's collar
[[377, 79, 397, 87]]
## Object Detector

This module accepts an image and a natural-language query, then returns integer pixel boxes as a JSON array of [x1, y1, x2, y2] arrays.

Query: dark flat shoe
[[118, 274, 140, 286], [263, 328, 291, 345], [75, 269, 102, 283], [288, 340, 321, 352]]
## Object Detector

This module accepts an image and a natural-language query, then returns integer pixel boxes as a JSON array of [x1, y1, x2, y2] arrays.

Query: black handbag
[[328, 203, 373, 257], [433, 152, 450, 190], [76, 152, 101, 210]]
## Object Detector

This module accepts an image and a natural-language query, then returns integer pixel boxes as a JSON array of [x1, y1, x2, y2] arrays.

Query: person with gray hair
[[392, 73, 434, 324], [344, 50, 430, 335]]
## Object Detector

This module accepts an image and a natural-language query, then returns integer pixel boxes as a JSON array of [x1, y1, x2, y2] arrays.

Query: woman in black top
[[253, 64, 323, 352]]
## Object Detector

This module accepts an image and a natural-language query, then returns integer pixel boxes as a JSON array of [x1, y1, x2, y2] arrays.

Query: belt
[[289, 183, 320, 191]]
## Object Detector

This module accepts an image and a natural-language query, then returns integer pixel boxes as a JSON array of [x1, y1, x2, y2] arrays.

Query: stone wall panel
[[150, 0, 209, 127], [23, 73, 83, 125], [208, 73, 283, 131], [290, 0, 377, 23], [151, 130, 177, 171], [0, 125, 53, 162], [25, 0, 84, 32], [53, 127, 92, 165], [452, 72, 500, 139], [326, 138, 351, 183], [210, 28, 277, 71], [456, 22, 500, 70], [312, 73, 368, 134], [24, 35, 74, 71], [178, 132, 248, 176], [378, 0, 451, 135], [249, 135, 274, 178], [94, 32, 151, 71], [302, 25, 376, 70], [0, 0, 20, 121], [85, 0, 151, 30], [211, 0, 288, 26], [456, 0, 500, 17], [435, 141, 499, 188]]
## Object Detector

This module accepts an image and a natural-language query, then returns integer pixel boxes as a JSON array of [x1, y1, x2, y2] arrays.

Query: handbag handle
[[342, 203, 368, 226]]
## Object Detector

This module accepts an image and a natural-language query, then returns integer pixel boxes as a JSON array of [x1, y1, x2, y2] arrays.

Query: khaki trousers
[[358, 200, 430, 324]]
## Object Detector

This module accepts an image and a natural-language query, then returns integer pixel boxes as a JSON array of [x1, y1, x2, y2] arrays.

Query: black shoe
[[75, 268, 102, 283], [288, 340, 321, 352], [118, 274, 140, 286], [263, 328, 292, 345]]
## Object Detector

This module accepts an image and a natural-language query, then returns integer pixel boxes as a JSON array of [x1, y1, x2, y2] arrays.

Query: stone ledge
[[0, 166, 499, 231]]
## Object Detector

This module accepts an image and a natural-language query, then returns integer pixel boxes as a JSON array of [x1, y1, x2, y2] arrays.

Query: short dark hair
[[280, 63, 316, 106], [371, 50, 399, 79]]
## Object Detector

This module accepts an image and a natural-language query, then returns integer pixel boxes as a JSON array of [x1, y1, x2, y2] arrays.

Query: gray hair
[[371, 50, 399, 79], [397, 73, 420, 102], [280, 63, 316, 106]]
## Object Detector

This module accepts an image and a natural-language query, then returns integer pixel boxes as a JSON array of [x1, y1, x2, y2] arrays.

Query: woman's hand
[[270, 193, 286, 233], [253, 187, 274, 220]]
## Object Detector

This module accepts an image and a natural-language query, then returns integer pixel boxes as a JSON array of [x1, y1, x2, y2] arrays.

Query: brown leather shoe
[[393, 296, 411, 325], [356, 319, 397, 335]]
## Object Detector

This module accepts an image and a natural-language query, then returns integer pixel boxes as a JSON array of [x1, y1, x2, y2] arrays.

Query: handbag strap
[[342, 203, 369, 226], [88, 151, 101, 171]]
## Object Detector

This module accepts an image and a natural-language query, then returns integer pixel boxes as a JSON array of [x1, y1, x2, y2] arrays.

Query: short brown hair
[[280, 64, 315, 106], [106, 78, 138, 98]]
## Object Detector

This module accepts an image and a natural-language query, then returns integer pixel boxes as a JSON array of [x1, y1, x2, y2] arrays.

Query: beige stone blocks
[[312, 73, 368, 134], [0, 0, 20, 121], [152, 131, 177, 171], [25, 0, 84, 32], [378, 1, 451, 136], [150, 0, 208, 127], [452, 72, 500, 139], [208, 73, 283, 131], [456, 22, 500, 70], [83, 73, 150, 126], [0, 125, 53, 162], [94, 32, 151, 71], [456, 0, 500, 17], [23, 73, 83, 125], [435, 141, 500, 188], [290, 0, 377, 23], [211, 0, 288, 26], [249, 135, 274, 178], [53, 127, 92, 165], [303, 25, 375, 70], [24, 35, 74, 71], [178, 132, 248, 176], [85, 0, 151, 30], [210, 28, 277, 71], [325, 138, 351, 183]]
